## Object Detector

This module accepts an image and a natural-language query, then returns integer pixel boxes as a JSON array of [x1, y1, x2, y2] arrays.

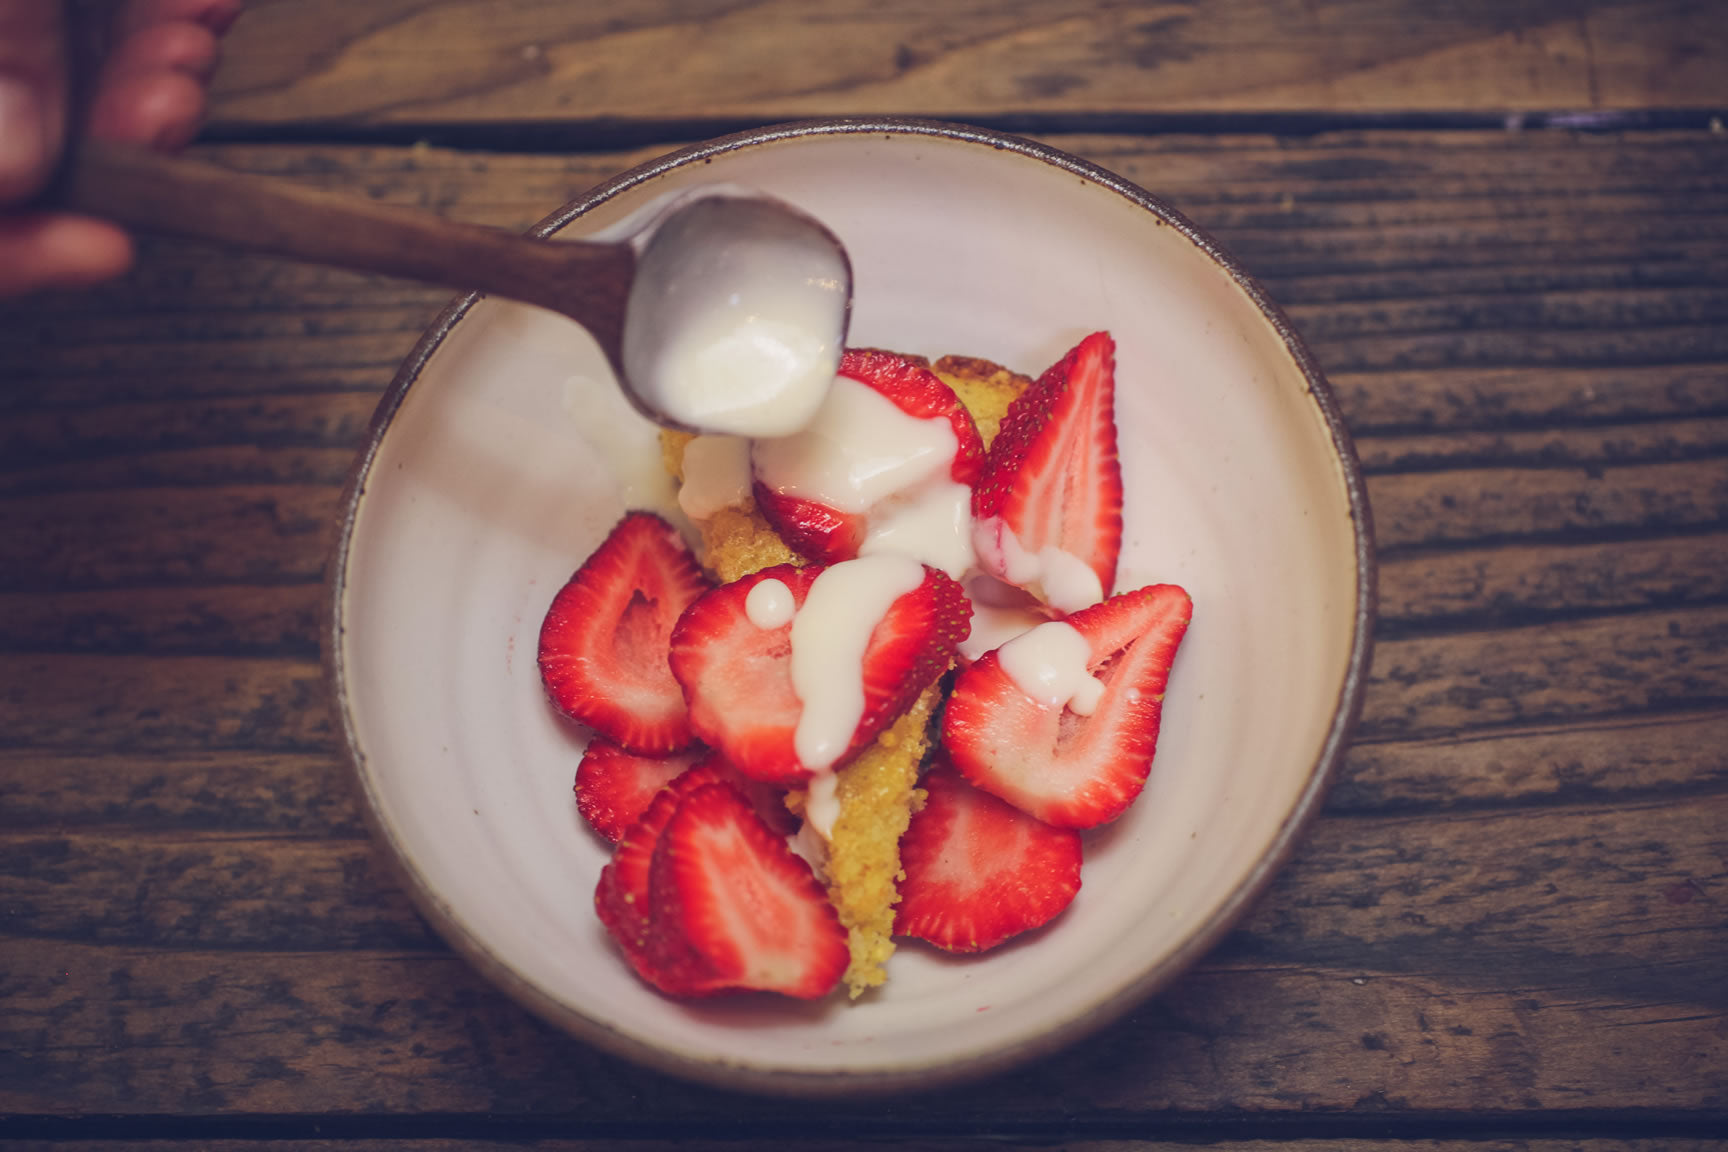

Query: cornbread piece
[[824, 683, 942, 997], [661, 356, 1009, 998], [660, 429, 801, 582], [932, 356, 1032, 450]]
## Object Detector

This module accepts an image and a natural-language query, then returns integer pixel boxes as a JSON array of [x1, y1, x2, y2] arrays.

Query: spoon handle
[[61, 139, 634, 350]]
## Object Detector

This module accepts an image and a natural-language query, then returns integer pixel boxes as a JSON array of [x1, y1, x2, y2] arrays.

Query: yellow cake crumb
[[659, 429, 801, 582], [825, 683, 942, 998], [932, 355, 1032, 449]]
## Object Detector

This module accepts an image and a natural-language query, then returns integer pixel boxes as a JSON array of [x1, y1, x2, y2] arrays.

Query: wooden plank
[[2, 607, 1724, 755], [201, 0, 1728, 124], [6, 1144, 1727, 1152], [1357, 418, 1728, 473], [3, 795, 1718, 963], [7, 1145, 1726, 1152], [0, 749, 362, 835], [3, 531, 1720, 659], [1335, 709, 1728, 812], [0, 445, 358, 497], [1360, 604, 1728, 741], [0, 655, 334, 753], [2, 938, 1723, 1115], [1367, 459, 1728, 551], [2, 708, 1721, 833], [0, 487, 340, 592], [1332, 365, 1728, 436], [1378, 534, 1728, 627], [0, 585, 324, 656], [6, 447, 1726, 560], [0, 830, 433, 950]]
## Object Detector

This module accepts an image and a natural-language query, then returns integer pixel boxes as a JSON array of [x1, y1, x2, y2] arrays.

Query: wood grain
[[202, 0, 1728, 125], [3, 127, 1726, 1131], [3, 939, 1724, 1116]]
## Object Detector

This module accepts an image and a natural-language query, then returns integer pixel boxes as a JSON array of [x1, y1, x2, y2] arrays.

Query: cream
[[973, 517, 1103, 614], [621, 193, 850, 439], [957, 599, 1048, 664], [745, 577, 796, 630], [788, 553, 928, 772], [676, 434, 753, 520], [804, 770, 841, 839], [753, 375, 959, 512], [996, 620, 1106, 716], [858, 478, 976, 579]]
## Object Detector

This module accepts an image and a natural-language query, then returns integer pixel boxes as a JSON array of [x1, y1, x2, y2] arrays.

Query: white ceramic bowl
[[329, 119, 1374, 1095]]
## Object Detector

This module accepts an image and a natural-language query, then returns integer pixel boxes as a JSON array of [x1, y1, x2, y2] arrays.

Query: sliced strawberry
[[971, 331, 1123, 613], [669, 560, 970, 783], [647, 780, 847, 999], [575, 739, 707, 843], [895, 764, 1082, 953], [594, 757, 730, 997], [538, 512, 712, 754], [940, 583, 1191, 829], [754, 348, 986, 566]]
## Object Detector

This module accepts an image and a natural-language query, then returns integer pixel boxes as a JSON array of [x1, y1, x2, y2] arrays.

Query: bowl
[[328, 118, 1375, 1095]]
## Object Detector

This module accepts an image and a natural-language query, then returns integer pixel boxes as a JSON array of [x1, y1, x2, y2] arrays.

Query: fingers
[[0, 0, 240, 295], [0, 214, 134, 295], [89, 10, 224, 147], [0, 0, 67, 202], [116, 0, 244, 38]]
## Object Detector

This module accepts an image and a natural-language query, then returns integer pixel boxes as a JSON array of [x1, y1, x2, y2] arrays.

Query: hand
[[0, 0, 241, 296]]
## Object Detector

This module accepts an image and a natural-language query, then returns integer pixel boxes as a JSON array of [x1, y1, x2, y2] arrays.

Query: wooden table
[[4, 1, 1726, 1145]]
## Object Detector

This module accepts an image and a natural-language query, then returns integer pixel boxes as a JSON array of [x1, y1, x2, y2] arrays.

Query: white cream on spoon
[[621, 192, 852, 439]]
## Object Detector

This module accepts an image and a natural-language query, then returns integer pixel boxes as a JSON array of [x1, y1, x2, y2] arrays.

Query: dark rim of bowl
[[324, 115, 1378, 1099]]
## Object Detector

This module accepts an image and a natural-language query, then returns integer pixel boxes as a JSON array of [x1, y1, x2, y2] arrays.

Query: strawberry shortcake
[[537, 333, 1191, 1000]]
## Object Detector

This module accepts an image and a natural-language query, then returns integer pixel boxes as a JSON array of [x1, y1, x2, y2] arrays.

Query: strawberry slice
[[647, 779, 847, 999], [940, 583, 1191, 829], [753, 348, 985, 567], [668, 560, 970, 783], [895, 764, 1083, 953], [575, 739, 707, 843], [538, 512, 712, 754], [971, 332, 1122, 614], [594, 757, 731, 997]]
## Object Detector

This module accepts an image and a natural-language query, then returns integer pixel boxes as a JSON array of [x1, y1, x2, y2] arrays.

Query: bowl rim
[[324, 116, 1378, 1098]]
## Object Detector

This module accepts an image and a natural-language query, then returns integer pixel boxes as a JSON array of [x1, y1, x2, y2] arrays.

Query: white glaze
[[622, 194, 850, 438], [859, 479, 976, 578], [974, 517, 1103, 614], [957, 600, 1048, 663], [996, 620, 1106, 716], [753, 375, 958, 512], [677, 434, 754, 519], [745, 577, 796, 630], [788, 553, 927, 771], [804, 770, 841, 839]]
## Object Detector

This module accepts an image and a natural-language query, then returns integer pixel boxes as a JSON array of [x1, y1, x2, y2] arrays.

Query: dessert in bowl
[[328, 118, 1374, 1094]]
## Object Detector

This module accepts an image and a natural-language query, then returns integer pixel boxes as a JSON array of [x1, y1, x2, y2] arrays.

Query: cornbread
[[664, 354, 1030, 996]]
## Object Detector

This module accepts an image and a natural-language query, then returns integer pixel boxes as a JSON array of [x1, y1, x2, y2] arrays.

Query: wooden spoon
[[58, 139, 851, 432]]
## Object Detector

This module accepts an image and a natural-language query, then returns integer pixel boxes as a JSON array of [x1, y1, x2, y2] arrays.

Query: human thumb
[[0, 0, 67, 204]]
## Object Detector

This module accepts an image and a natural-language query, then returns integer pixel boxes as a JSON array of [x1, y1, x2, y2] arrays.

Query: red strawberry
[[971, 332, 1122, 614], [647, 780, 847, 999], [754, 348, 986, 565], [594, 758, 731, 997], [940, 583, 1191, 829], [575, 739, 707, 843], [669, 560, 970, 783], [895, 764, 1082, 953], [539, 512, 712, 754]]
